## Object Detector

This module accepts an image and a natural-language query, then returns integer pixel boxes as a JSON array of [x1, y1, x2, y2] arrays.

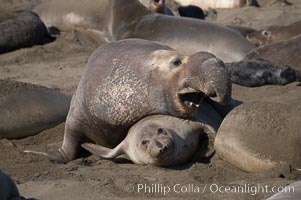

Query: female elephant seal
[[0, 170, 20, 200], [0, 80, 71, 139], [25, 39, 232, 163], [215, 101, 301, 173], [33, 0, 254, 62], [247, 20, 301, 47], [174, 0, 259, 9], [82, 114, 217, 167]]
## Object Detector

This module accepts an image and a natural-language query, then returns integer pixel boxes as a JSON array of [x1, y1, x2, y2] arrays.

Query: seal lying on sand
[[33, 0, 254, 62], [82, 114, 218, 167], [174, 0, 259, 9], [25, 39, 232, 163], [0, 11, 53, 54], [0, 80, 71, 139], [244, 34, 301, 70], [247, 20, 301, 47], [215, 101, 301, 173], [0, 170, 20, 200]]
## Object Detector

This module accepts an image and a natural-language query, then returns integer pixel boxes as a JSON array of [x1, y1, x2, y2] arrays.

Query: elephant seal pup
[[174, 0, 259, 9], [0, 11, 53, 54], [33, 0, 254, 62], [247, 20, 301, 47], [0, 170, 20, 200], [215, 101, 301, 173], [139, 0, 174, 15], [82, 114, 218, 167], [25, 39, 232, 163], [244, 34, 301, 70], [0, 80, 71, 139]]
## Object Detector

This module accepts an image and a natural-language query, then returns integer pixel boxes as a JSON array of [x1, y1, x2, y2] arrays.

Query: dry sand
[[0, 0, 301, 199]]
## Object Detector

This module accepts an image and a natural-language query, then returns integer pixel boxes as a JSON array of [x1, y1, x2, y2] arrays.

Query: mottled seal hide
[[0, 170, 20, 200], [0, 80, 71, 139], [247, 20, 301, 47], [25, 39, 232, 163], [0, 11, 53, 54], [244, 34, 301, 70], [82, 114, 218, 167], [33, 0, 254, 62], [174, 0, 259, 9], [225, 59, 300, 87], [215, 101, 301, 173]]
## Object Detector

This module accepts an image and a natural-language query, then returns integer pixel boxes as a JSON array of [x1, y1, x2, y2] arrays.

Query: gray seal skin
[[0, 11, 53, 54], [33, 0, 254, 62], [0, 170, 20, 200], [0, 80, 71, 139], [82, 114, 218, 167], [215, 101, 301, 173], [25, 39, 232, 163], [247, 20, 301, 47], [244, 34, 301, 70], [267, 180, 301, 200]]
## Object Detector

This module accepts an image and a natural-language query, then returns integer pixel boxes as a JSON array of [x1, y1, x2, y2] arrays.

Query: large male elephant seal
[[174, 0, 259, 9], [244, 34, 301, 69], [247, 20, 301, 47], [0, 170, 20, 200], [33, 0, 254, 62], [82, 114, 218, 167], [25, 39, 232, 163], [0, 80, 71, 139], [215, 101, 301, 173], [0, 11, 53, 54]]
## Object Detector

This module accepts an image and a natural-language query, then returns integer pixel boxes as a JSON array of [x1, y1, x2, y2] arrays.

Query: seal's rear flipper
[[24, 149, 70, 163], [81, 143, 125, 159]]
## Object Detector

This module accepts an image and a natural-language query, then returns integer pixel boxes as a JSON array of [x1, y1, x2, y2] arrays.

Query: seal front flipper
[[24, 148, 70, 163]]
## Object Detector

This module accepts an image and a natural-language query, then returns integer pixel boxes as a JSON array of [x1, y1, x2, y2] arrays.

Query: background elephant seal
[[215, 101, 301, 173], [139, 0, 174, 15], [0, 11, 53, 54], [174, 0, 259, 9], [0, 170, 20, 200], [178, 5, 205, 20], [25, 39, 232, 163], [0, 79, 71, 139], [244, 34, 301, 70], [82, 114, 217, 167], [33, 0, 254, 62], [247, 20, 301, 47]]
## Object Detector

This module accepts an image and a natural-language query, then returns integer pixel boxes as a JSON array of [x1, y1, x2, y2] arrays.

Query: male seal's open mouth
[[178, 88, 206, 109]]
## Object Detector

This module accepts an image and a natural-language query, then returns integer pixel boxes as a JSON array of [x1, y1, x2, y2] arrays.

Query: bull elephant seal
[[0, 170, 20, 200], [174, 0, 259, 9], [0, 80, 71, 139], [215, 101, 301, 173], [33, 0, 254, 62], [0, 11, 53, 54], [82, 114, 218, 167], [244, 34, 301, 69], [25, 39, 232, 163], [247, 20, 301, 47]]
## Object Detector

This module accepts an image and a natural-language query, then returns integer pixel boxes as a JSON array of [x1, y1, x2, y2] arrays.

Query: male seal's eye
[[262, 30, 270, 37], [171, 58, 182, 66], [142, 140, 149, 145]]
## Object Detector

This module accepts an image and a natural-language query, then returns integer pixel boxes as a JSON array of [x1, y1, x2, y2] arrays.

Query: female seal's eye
[[142, 140, 149, 145], [171, 58, 182, 66], [262, 30, 270, 37], [157, 128, 164, 134]]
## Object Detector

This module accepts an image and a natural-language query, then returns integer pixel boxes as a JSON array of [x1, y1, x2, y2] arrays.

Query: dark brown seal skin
[[0, 11, 54, 54], [33, 0, 254, 62], [0, 170, 20, 200], [244, 34, 301, 70], [25, 39, 232, 163], [0, 80, 71, 139], [246, 20, 301, 47]]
